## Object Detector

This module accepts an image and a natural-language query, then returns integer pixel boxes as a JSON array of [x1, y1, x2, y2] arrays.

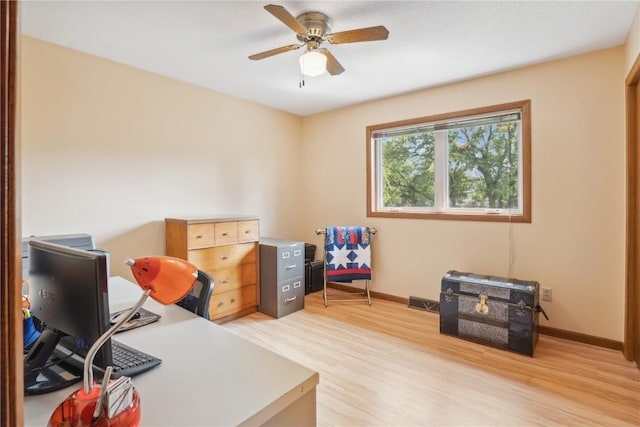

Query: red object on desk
[[48, 385, 141, 427]]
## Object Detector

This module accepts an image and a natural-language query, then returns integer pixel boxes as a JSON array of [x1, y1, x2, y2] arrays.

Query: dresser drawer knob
[[218, 301, 224, 307], [222, 279, 232, 284], [220, 255, 233, 260], [196, 234, 204, 239], [230, 298, 236, 304], [244, 230, 250, 234], [222, 232, 229, 236]]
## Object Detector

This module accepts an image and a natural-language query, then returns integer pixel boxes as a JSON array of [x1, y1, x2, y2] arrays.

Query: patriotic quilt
[[324, 226, 372, 282]]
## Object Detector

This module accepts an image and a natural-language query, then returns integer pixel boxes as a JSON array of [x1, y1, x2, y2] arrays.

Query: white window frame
[[366, 100, 531, 223]]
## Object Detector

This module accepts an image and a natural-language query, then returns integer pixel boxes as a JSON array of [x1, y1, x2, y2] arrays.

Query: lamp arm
[[83, 288, 152, 394]]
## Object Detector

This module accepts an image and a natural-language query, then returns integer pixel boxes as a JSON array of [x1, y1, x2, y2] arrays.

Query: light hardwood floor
[[222, 290, 640, 426]]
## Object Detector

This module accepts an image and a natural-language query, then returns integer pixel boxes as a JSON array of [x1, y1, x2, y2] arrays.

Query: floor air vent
[[408, 296, 440, 313]]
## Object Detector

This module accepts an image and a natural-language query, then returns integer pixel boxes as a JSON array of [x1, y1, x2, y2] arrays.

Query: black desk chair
[[176, 270, 214, 320]]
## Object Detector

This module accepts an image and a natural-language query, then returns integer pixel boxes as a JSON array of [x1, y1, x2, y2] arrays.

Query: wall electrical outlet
[[542, 287, 552, 302]]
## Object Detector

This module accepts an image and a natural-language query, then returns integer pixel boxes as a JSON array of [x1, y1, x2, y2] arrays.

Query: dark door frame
[[625, 54, 640, 368], [1, 0, 23, 425]]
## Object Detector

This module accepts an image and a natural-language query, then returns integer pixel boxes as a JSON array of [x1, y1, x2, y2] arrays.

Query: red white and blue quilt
[[324, 226, 371, 282]]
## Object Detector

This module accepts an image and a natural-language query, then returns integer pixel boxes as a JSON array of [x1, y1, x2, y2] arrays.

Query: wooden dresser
[[165, 216, 259, 323]]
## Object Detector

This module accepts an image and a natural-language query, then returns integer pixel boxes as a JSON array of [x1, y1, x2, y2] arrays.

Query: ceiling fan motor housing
[[296, 11, 332, 43]]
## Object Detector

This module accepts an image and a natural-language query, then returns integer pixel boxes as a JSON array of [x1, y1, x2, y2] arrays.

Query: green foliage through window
[[381, 133, 435, 207], [447, 123, 519, 209]]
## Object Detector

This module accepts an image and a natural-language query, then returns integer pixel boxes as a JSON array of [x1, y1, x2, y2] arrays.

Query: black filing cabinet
[[303, 243, 324, 294], [305, 260, 324, 294], [259, 238, 305, 318]]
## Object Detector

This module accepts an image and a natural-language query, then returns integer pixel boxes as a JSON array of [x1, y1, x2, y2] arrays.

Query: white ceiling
[[20, 0, 640, 116]]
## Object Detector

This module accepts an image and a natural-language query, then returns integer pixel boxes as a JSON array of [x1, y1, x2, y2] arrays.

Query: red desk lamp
[[48, 256, 198, 427]]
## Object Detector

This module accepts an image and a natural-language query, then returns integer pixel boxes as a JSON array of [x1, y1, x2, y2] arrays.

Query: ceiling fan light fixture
[[299, 51, 327, 77]]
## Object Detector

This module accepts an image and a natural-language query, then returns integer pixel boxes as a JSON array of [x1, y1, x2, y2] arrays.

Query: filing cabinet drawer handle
[[285, 296, 297, 303], [294, 250, 302, 256], [285, 264, 297, 270], [293, 281, 301, 288]]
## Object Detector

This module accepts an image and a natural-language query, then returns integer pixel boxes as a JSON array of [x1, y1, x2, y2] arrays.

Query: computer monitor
[[24, 239, 113, 394]]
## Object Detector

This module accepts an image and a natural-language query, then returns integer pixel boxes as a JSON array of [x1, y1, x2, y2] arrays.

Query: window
[[367, 100, 531, 222]]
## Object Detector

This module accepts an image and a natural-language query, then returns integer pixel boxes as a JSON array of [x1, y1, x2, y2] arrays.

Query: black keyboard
[[110, 339, 162, 376], [54, 339, 162, 378]]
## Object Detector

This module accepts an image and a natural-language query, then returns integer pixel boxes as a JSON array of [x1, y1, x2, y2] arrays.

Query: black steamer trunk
[[439, 270, 544, 356]]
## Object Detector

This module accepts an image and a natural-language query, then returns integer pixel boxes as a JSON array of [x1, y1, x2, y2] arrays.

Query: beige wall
[[300, 47, 626, 341], [626, 6, 640, 75], [22, 36, 627, 341], [21, 36, 304, 280]]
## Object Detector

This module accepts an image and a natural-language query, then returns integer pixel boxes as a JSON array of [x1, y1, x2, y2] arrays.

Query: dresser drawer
[[188, 242, 256, 271], [238, 220, 259, 242], [187, 224, 216, 249], [210, 285, 257, 319], [208, 264, 257, 294], [215, 222, 238, 245]]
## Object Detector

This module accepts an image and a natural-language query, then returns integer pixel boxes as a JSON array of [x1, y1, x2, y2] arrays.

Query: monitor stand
[[24, 329, 82, 395]]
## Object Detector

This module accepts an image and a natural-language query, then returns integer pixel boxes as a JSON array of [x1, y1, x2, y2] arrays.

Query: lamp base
[[48, 383, 141, 427]]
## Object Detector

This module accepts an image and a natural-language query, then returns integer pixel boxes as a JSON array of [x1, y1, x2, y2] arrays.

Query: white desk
[[24, 276, 319, 426]]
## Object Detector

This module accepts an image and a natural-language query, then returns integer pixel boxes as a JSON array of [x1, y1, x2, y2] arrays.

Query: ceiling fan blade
[[319, 48, 345, 76], [249, 44, 301, 61], [264, 4, 307, 34], [327, 25, 389, 44]]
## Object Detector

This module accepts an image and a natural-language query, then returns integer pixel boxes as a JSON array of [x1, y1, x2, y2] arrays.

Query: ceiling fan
[[249, 4, 389, 77]]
